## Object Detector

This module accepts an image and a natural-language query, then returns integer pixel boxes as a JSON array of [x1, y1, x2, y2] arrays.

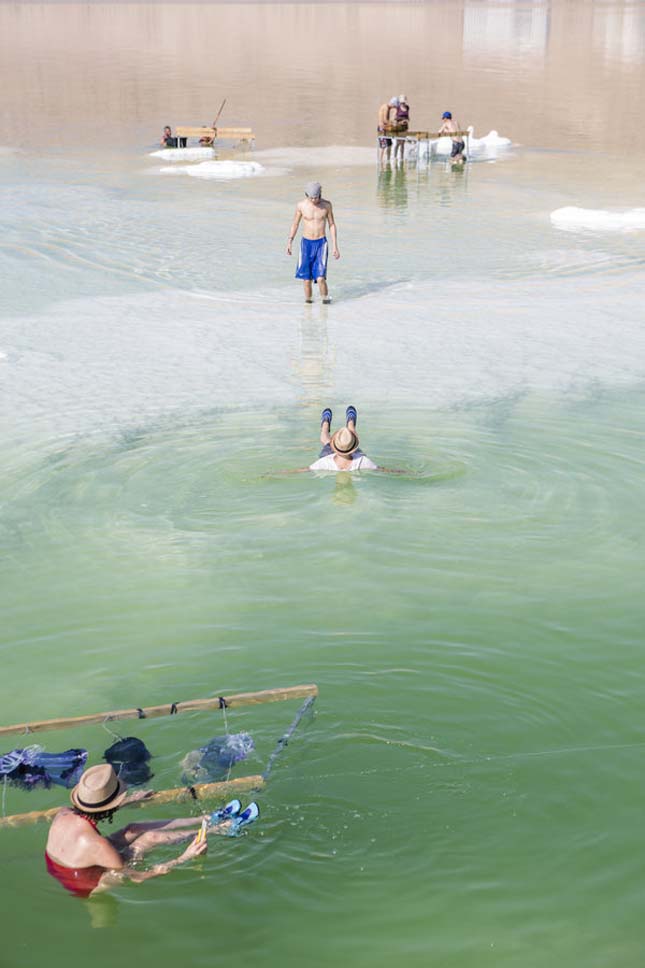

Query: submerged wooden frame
[[377, 128, 471, 161], [0, 684, 318, 828]]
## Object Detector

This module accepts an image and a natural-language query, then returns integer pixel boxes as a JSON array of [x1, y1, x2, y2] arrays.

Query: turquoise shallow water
[[2, 2, 645, 966], [4, 391, 645, 967]]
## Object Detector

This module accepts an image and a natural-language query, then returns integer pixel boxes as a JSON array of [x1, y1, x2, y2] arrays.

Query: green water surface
[[3, 390, 645, 968]]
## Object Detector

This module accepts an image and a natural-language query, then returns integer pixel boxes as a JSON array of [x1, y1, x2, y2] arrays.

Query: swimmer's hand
[[286, 240, 293, 256], [181, 838, 208, 862], [333, 247, 340, 260]]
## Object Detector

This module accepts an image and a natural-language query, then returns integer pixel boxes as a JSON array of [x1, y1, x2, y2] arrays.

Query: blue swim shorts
[[296, 237, 328, 281]]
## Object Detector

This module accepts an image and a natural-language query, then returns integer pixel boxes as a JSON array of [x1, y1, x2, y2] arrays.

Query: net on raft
[[180, 733, 254, 785]]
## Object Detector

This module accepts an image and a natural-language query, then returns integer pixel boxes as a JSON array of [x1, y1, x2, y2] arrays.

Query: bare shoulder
[[321, 198, 333, 210], [50, 807, 82, 833]]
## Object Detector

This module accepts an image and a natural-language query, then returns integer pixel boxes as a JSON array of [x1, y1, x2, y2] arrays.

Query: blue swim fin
[[209, 799, 241, 826], [228, 801, 260, 836]]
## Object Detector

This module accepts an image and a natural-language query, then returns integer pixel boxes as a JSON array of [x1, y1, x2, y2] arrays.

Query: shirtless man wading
[[438, 110, 466, 166], [287, 182, 340, 304]]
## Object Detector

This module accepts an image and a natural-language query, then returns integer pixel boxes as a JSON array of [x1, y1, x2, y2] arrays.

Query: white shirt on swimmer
[[309, 454, 379, 472]]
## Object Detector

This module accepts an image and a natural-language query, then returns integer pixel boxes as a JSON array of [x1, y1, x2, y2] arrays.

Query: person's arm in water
[[286, 205, 302, 256], [92, 838, 207, 893], [326, 202, 340, 260]]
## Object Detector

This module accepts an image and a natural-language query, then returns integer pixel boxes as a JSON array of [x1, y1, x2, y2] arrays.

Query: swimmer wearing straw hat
[[44, 763, 258, 896]]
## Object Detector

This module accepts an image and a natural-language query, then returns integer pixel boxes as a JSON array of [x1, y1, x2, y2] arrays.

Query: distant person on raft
[[160, 126, 187, 149], [287, 182, 340, 304]]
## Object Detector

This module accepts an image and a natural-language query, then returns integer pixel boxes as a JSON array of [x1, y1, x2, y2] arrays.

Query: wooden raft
[[175, 125, 255, 143], [0, 684, 318, 738], [0, 684, 317, 827], [0, 775, 264, 828], [405, 129, 469, 139]]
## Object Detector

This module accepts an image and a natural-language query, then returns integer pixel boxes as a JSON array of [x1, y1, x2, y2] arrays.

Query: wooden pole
[[263, 694, 316, 779], [213, 97, 227, 126], [0, 774, 264, 828], [0, 684, 319, 738]]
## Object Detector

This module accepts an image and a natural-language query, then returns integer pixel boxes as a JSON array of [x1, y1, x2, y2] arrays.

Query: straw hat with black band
[[330, 426, 360, 457], [70, 764, 128, 813]]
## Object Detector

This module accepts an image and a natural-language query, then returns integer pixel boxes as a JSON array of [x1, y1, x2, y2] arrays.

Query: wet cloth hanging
[[103, 736, 153, 786], [0, 746, 87, 790], [180, 733, 254, 784]]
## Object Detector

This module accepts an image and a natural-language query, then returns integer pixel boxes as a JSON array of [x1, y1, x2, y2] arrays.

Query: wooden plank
[[387, 130, 469, 139], [216, 128, 255, 138], [0, 684, 319, 738], [175, 126, 255, 139], [0, 774, 264, 828], [176, 126, 216, 137]]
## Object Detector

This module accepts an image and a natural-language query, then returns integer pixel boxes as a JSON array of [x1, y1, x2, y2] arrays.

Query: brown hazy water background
[[1, 0, 645, 152]]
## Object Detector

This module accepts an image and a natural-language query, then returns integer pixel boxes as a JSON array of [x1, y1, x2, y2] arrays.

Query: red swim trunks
[[45, 852, 105, 898]]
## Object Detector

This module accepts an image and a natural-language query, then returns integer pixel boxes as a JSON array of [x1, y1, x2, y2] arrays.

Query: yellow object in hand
[[194, 817, 208, 845]]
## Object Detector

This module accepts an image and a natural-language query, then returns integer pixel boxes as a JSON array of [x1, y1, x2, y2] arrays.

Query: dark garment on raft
[[451, 139, 466, 157], [103, 736, 153, 786], [0, 747, 87, 790]]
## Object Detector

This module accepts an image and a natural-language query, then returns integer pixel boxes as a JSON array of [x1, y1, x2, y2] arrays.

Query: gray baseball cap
[[304, 181, 322, 199]]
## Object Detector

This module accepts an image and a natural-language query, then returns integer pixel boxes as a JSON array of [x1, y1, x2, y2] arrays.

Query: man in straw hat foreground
[[45, 764, 258, 897], [308, 406, 403, 473]]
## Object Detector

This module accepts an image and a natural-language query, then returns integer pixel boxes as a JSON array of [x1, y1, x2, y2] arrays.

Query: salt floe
[[150, 147, 216, 161], [423, 128, 512, 159], [160, 160, 266, 180], [551, 207, 645, 232]]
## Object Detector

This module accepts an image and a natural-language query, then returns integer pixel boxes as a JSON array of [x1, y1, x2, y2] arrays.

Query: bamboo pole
[[0, 774, 264, 828], [0, 684, 319, 738], [263, 695, 316, 779]]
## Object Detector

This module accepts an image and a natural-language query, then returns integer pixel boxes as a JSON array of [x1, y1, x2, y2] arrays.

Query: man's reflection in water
[[88, 892, 118, 929], [377, 166, 408, 211], [434, 164, 468, 208], [295, 313, 332, 406], [332, 471, 358, 506]]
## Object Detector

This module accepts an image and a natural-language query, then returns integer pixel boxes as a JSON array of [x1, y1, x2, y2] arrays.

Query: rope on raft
[[263, 695, 316, 780], [0, 684, 319, 738]]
